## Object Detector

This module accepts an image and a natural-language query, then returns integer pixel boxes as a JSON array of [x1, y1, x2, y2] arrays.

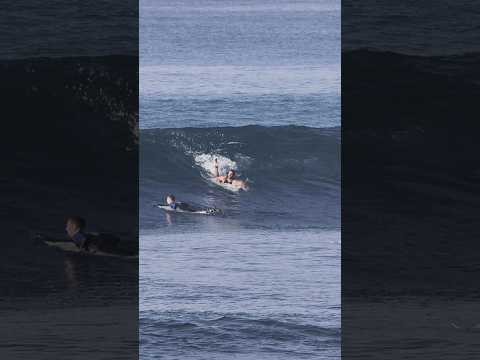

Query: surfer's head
[[166, 194, 176, 205], [66, 216, 86, 238], [227, 169, 236, 180]]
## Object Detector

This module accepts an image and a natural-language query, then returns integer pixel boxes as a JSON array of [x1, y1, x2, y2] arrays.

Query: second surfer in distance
[[165, 194, 197, 212], [214, 158, 248, 190], [159, 194, 221, 215]]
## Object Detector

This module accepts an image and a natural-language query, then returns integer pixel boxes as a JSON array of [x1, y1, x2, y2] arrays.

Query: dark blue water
[[343, 0, 480, 55], [1, 0, 137, 59], [140, 1, 340, 359]]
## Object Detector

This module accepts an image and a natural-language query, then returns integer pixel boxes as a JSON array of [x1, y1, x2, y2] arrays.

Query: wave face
[[342, 49, 480, 300], [2, 56, 139, 358], [140, 125, 340, 231], [2, 55, 139, 302]]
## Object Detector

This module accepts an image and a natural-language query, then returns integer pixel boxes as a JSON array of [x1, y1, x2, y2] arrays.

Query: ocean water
[[140, 0, 340, 129], [140, 229, 340, 360], [1, 0, 138, 59], [140, 0, 340, 359], [140, 126, 341, 359], [341, 1, 480, 358], [343, 0, 480, 55]]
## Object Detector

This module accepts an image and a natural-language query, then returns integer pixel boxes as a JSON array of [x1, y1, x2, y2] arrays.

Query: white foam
[[194, 153, 237, 176], [193, 154, 244, 192]]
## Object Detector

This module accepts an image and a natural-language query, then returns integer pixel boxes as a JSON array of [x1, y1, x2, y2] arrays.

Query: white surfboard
[[43, 240, 137, 258], [157, 204, 221, 215]]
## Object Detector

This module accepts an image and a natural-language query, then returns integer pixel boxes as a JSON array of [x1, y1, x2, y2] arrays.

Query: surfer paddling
[[214, 158, 248, 190], [165, 194, 196, 212], [65, 216, 132, 255], [162, 194, 221, 215], [34, 217, 136, 256]]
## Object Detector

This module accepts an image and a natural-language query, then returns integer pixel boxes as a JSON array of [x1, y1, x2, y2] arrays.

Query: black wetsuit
[[72, 231, 120, 253], [170, 202, 196, 212], [72, 231, 88, 249], [36, 231, 136, 256]]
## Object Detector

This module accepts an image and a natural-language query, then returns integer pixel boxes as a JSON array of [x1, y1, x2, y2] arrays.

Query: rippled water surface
[[140, 229, 340, 360]]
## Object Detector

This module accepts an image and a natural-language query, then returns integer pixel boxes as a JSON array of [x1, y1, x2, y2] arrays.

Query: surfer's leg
[[178, 203, 196, 212]]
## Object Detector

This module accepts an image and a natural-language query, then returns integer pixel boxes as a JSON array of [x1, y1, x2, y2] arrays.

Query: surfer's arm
[[214, 159, 220, 177], [214, 160, 226, 182]]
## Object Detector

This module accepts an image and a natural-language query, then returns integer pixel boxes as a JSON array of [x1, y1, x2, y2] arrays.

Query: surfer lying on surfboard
[[165, 194, 197, 212], [214, 158, 248, 190], [160, 194, 221, 215], [34, 217, 137, 256]]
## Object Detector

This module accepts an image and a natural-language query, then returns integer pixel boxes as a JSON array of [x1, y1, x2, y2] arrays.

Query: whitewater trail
[[140, 126, 341, 230], [194, 154, 247, 192]]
